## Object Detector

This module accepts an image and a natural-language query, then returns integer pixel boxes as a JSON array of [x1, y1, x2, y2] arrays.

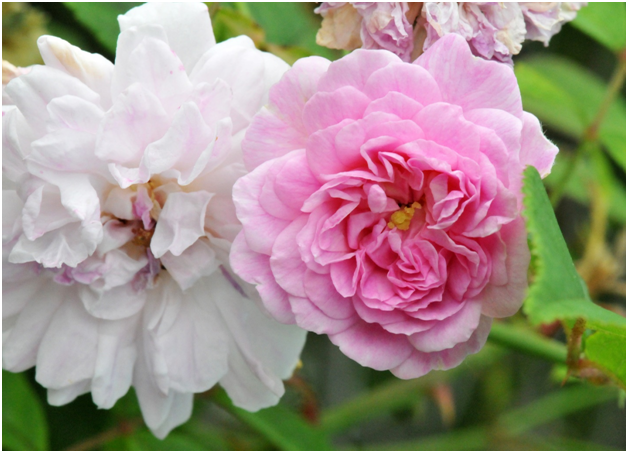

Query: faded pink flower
[[3, 2, 305, 438], [231, 34, 558, 378], [315, 2, 422, 61], [315, 2, 586, 64]]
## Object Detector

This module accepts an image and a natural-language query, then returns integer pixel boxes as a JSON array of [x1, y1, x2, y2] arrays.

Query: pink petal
[[477, 216, 530, 318], [409, 300, 482, 352], [329, 321, 414, 370], [317, 49, 401, 93], [363, 63, 442, 105], [230, 232, 295, 324], [519, 112, 558, 177], [416, 34, 522, 117], [302, 86, 371, 134]]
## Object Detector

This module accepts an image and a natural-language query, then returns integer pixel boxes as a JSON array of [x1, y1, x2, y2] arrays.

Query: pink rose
[[231, 34, 557, 378]]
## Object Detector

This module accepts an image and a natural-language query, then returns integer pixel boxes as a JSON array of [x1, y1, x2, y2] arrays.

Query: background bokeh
[[3, 2, 626, 450]]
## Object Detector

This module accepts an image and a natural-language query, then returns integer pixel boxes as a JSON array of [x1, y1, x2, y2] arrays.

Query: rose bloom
[[3, 2, 305, 438], [231, 34, 558, 378], [315, 2, 586, 64]]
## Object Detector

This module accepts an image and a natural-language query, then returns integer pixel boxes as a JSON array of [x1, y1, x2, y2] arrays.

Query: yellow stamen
[[387, 202, 422, 231]]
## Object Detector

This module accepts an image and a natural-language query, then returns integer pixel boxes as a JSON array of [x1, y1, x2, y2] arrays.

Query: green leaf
[[522, 166, 590, 308], [585, 331, 626, 386], [516, 56, 626, 170], [527, 299, 625, 336], [248, 2, 340, 60], [2, 371, 49, 451], [64, 2, 142, 54], [213, 389, 332, 451], [522, 167, 626, 386], [571, 2, 626, 53], [211, 7, 266, 45]]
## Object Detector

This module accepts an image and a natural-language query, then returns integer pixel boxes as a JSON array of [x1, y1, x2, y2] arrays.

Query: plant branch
[[65, 418, 143, 451], [551, 55, 626, 207], [488, 321, 566, 364], [320, 345, 503, 435]]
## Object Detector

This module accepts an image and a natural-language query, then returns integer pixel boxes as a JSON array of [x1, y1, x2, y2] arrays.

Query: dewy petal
[[151, 191, 213, 258], [37, 35, 114, 108], [118, 2, 215, 73]]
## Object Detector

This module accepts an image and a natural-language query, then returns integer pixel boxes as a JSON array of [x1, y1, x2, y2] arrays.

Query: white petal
[[190, 36, 267, 133], [47, 380, 91, 406], [143, 274, 229, 393], [2, 106, 29, 183], [114, 36, 192, 115], [3, 189, 24, 243], [160, 239, 219, 291], [150, 190, 213, 258], [36, 294, 98, 389], [191, 79, 232, 126], [81, 283, 147, 321], [9, 221, 99, 268], [5, 65, 100, 136], [92, 314, 140, 409], [119, 2, 215, 73], [210, 272, 307, 411], [29, 96, 109, 177], [2, 278, 65, 372], [134, 352, 193, 439], [96, 83, 169, 187], [37, 35, 114, 108]]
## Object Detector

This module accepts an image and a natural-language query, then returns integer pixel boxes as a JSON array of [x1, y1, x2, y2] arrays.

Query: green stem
[[488, 322, 566, 364], [352, 385, 617, 450], [320, 345, 503, 435], [550, 56, 626, 207]]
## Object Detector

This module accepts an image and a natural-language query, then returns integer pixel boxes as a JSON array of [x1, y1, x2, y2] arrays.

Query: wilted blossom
[[3, 2, 305, 438], [315, 2, 586, 63], [231, 35, 558, 378]]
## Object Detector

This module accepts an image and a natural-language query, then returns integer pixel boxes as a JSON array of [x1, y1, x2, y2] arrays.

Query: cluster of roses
[[3, 2, 567, 438]]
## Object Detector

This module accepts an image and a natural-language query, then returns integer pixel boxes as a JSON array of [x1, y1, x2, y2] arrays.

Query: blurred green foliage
[[2, 2, 626, 451]]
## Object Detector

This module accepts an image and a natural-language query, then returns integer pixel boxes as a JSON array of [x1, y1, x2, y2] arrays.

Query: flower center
[[387, 202, 422, 231]]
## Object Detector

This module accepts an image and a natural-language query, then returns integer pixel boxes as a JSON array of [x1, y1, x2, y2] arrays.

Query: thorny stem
[[550, 51, 626, 207]]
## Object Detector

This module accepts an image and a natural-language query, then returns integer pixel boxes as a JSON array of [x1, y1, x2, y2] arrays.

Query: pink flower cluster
[[231, 34, 558, 378], [315, 2, 586, 64]]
